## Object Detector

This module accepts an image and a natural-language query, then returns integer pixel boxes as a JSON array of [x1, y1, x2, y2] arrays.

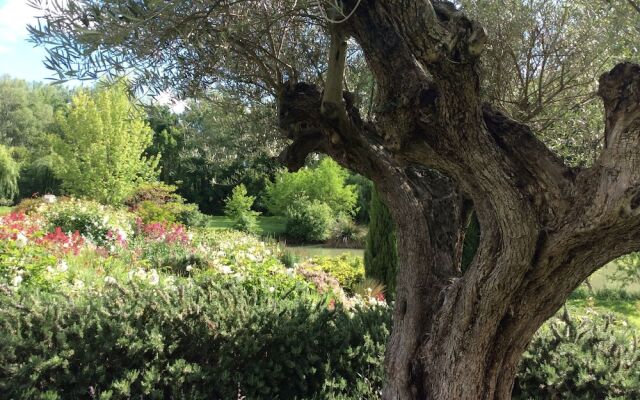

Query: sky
[[0, 0, 58, 82], [0, 0, 187, 111]]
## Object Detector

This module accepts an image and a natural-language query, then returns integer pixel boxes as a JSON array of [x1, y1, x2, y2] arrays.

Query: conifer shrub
[[514, 309, 640, 399], [0, 279, 389, 400], [364, 189, 398, 299]]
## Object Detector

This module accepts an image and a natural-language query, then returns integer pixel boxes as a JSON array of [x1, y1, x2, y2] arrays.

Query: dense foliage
[[364, 189, 398, 299], [285, 197, 335, 242], [1, 197, 639, 398], [224, 184, 260, 234], [514, 309, 640, 399], [52, 82, 158, 204], [265, 158, 358, 218], [0, 281, 389, 400], [0, 144, 19, 203]]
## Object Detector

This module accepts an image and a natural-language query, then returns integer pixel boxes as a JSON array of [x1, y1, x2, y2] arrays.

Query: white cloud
[[0, 0, 38, 44]]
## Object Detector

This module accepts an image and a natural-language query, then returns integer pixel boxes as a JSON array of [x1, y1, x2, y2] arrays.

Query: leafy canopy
[[265, 157, 358, 217], [52, 81, 159, 204], [0, 144, 19, 202]]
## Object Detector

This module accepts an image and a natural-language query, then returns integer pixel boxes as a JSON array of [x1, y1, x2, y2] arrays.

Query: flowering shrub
[[0, 212, 43, 241], [37, 227, 85, 255], [301, 254, 366, 292], [41, 198, 133, 247], [136, 219, 190, 244], [0, 240, 60, 290]]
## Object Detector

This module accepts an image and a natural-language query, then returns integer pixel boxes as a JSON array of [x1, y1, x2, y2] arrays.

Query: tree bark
[[278, 2, 640, 399]]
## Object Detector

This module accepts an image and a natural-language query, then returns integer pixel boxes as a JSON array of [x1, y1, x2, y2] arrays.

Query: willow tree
[[29, 0, 640, 398]]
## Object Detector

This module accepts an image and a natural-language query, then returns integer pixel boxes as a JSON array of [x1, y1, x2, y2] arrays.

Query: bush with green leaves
[[514, 309, 640, 399], [285, 197, 335, 243], [303, 254, 365, 292], [329, 214, 366, 248], [0, 279, 390, 400], [224, 184, 260, 234], [264, 158, 358, 218], [42, 198, 133, 247], [126, 182, 204, 226]]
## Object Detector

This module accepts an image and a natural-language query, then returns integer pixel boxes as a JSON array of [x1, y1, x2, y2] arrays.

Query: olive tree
[[29, 0, 640, 398]]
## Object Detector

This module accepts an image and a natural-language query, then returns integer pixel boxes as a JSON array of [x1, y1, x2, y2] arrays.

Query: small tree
[[364, 189, 398, 299], [52, 82, 158, 204], [224, 184, 260, 234], [0, 144, 19, 203]]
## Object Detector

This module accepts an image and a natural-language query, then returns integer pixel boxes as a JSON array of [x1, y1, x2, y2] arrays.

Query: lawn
[[0, 206, 12, 216], [568, 298, 640, 329], [588, 261, 640, 294], [206, 215, 287, 236]]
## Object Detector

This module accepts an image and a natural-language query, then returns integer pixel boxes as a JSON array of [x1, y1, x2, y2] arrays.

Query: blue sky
[[0, 0, 185, 111], [0, 0, 58, 82]]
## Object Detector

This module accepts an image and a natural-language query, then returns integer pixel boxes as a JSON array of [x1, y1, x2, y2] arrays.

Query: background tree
[[30, 0, 640, 398], [52, 82, 159, 204], [0, 76, 70, 198], [364, 189, 398, 299], [0, 144, 19, 203]]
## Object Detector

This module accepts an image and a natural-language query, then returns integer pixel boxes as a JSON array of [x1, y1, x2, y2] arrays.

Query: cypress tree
[[364, 188, 398, 299]]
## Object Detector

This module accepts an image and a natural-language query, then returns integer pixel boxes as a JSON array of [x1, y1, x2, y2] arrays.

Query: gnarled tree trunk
[[278, 2, 640, 399]]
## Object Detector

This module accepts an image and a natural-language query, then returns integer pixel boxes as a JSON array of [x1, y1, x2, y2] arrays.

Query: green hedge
[[0, 280, 389, 400], [2, 282, 639, 399]]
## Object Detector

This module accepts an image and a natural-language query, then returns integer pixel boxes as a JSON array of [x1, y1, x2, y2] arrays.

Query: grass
[[0, 206, 12, 216], [587, 261, 640, 294], [568, 298, 640, 329], [206, 215, 287, 236]]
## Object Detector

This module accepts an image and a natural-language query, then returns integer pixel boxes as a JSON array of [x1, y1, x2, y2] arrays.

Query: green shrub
[[328, 214, 366, 248], [514, 309, 640, 399], [42, 198, 132, 247], [0, 279, 390, 400], [285, 197, 334, 242], [364, 189, 398, 299], [264, 157, 358, 218], [224, 184, 260, 234], [281, 250, 299, 269], [0, 240, 60, 291], [137, 240, 205, 275], [128, 182, 204, 226], [304, 254, 365, 291]]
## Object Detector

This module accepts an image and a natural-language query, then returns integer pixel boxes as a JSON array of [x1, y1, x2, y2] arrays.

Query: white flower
[[104, 276, 117, 284], [219, 265, 233, 274], [269, 287, 275, 293], [11, 275, 23, 287], [16, 269, 25, 276], [43, 194, 57, 203], [185, 265, 193, 272], [57, 260, 69, 273], [46, 265, 55, 274], [73, 279, 84, 289], [15, 232, 28, 248], [135, 268, 147, 280], [148, 269, 160, 285]]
